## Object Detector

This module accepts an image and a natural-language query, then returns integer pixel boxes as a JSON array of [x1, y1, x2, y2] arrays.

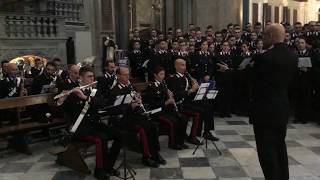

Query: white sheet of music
[[239, 58, 252, 70], [206, 90, 218, 99], [124, 94, 133, 104], [114, 95, 125, 106], [194, 83, 210, 101], [298, 57, 312, 68]]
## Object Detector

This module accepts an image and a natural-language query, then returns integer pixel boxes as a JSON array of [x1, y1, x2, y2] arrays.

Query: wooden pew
[[0, 94, 67, 146]]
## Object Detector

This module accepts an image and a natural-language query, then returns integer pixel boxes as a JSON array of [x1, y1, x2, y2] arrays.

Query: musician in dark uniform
[[144, 66, 188, 150], [312, 48, 320, 125], [250, 24, 297, 180], [293, 38, 314, 123], [215, 41, 235, 117], [0, 63, 30, 154], [28, 58, 44, 78], [233, 41, 252, 116], [31, 62, 58, 95], [167, 59, 219, 145], [149, 39, 172, 75], [31, 62, 58, 122], [108, 67, 166, 168], [191, 41, 215, 81], [57, 66, 122, 180], [173, 40, 193, 74], [57, 64, 80, 92], [128, 40, 148, 81], [97, 60, 117, 98]]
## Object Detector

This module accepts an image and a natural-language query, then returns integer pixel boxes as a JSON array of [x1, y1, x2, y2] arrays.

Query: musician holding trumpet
[[143, 66, 189, 150]]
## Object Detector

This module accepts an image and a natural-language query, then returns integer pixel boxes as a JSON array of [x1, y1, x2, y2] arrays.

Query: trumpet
[[54, 81, 98, 100]]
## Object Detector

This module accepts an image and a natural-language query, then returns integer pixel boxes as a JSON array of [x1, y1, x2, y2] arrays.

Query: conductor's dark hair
[[79, 66, 93, 76], [153, 66, 165, 75]]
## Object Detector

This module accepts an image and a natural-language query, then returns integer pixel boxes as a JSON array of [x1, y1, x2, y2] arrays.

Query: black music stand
[[191, 83, 222, 156]]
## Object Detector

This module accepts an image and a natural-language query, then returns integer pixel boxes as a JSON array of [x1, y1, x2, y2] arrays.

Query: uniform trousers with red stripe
[[123, 114, 161, 158], [156, 111, 188, 146], [76, 122, 122, 171], [182, 100, 215, 137]]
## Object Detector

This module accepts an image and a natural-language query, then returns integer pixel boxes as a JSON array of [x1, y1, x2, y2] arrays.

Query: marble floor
[[1, 116, 320, 180]]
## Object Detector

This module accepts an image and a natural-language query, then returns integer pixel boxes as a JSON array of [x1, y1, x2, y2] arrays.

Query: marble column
[[243, 0, 250, 24]]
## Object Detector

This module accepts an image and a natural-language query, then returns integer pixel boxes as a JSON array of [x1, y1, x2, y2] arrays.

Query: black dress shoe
[[153, 154, 167, 165], [187, 136, 203, 145], [94, 168, 110, 180], [169, 144, 183, 150], [142, 157, 159, 168], [203, 132, 219, 141], [180, 144, 189, 149], [106, 168, 120, 176]]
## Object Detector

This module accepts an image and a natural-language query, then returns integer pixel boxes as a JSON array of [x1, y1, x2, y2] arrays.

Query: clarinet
[[163, 81, 179, 113]]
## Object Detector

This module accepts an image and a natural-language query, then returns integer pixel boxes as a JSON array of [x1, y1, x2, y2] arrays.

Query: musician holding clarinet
[[167, 59, 219, 145], [143, 66, 189, 150], [57, 66, 122, 180], [108, 66, 166, 168]]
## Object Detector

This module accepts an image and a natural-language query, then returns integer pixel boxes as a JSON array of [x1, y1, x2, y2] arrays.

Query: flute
[[54, 81, 98, 100]]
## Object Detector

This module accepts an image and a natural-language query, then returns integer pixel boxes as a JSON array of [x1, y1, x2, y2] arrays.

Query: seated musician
[[0, 60, 10, 80], [143, 66, 189, 150], [97, 60, 117, 98], [57, 64, 80, 92], [108, 66, 166, 168], [57, 66, 122, 180], [167, 59, 219, 145], [31, 62, 59, 122], [28, 58, 44, 78], [0, 63, 30, 154]]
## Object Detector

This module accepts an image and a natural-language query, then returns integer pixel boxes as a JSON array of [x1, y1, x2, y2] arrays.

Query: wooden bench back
[[0, 93, 55, 110], [133, 82, 148, 93]]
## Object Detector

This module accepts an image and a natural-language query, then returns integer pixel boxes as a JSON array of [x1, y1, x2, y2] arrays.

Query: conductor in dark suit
[[250, 24, 297, 180]]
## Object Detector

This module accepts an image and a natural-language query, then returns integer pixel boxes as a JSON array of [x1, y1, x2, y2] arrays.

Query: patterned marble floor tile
[[213, 166, 248, 178], [229, 148, 260, 166], [0, 162, 34, 173], [181, 167, 216, 179], [150, 168, 183, 179], [242, 165, 264, 178], [179, 157, 210, 167]]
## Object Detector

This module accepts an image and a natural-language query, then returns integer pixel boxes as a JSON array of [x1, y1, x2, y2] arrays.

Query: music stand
[[192, 84, 222, 156]]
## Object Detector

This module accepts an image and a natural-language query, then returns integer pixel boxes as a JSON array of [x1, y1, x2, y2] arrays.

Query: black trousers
[[183, 100, 215, 136], [124, 114, 160, 157], [77, 123, 122, 171], [155, 111, 188, 146], [253, 124, 289, 180], [216, 72, 234, 115], [294, 71, 313, 122]]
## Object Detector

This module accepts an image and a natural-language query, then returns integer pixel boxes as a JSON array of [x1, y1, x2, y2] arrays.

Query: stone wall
[[193, 0, 243, 31]]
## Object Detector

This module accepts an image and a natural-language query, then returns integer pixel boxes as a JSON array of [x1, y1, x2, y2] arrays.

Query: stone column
[[243, 0, 250, 24], [258, 2, 263, 23], [115, 0, 129, 49]]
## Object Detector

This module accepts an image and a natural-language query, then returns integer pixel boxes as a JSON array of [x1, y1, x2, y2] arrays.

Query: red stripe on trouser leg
[[159, 115, 175, 146], [132, 125, 151, 157], [81, 136, 104, 169], [183, 111, 200, 138]]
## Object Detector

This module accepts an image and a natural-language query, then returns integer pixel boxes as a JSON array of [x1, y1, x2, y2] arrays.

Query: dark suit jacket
[[250, 43, 298, 126]]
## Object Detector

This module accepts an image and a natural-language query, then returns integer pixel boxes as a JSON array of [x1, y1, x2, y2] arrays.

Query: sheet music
[[298, 57, 312, 68], [206, 90, 218, 99], [238, 57, 252, 70], [194, 83, 210, 101], [114, 95, 124, 106], [124, 94, 133, 104], [40, 84, 55, 94]]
